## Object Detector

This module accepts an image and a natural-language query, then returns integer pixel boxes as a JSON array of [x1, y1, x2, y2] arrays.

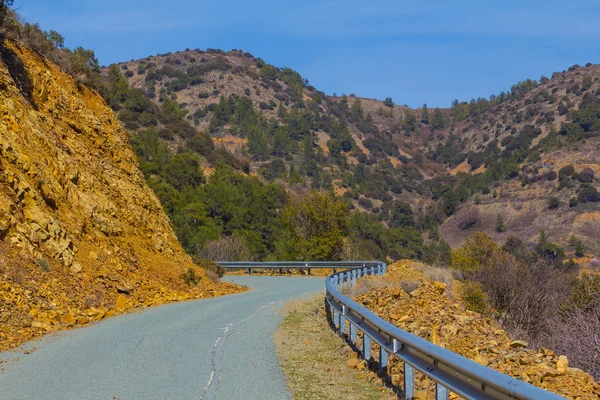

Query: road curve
[[0, 276, 324, 400]]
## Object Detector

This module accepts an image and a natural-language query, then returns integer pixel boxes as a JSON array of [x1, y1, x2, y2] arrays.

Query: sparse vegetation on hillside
[[3, 3, 598, 258]]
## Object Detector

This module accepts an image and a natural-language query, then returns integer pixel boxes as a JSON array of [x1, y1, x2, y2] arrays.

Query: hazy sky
[[18, 0, 600, 107]]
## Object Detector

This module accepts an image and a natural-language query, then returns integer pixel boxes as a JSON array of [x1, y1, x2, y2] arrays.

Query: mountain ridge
[[113, 48, 600, 258]]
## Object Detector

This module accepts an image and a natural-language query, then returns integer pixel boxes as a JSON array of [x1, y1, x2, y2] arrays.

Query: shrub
[[37, 258, 50, 272], [573, 237, 585, 257], [548, 197, 560, 209], [476, 255, 571, 337], [547, 170, 558, 181], [569, 197, 579, 207], [548, 306, 600, 379], [451, 232, 502, 274], [180, 267, 199, 286], [389, 201, 414, 228], [578, 167, 595, 183], [197, 236, 250, 264], [456, 206, 479, 230], [461, 281, 489, 314], [558, 165, 575, 178], [358, 197, 373, 209], [400, 281, 420, 294], [496, 213, 506, 232], [578, 186, 600, 203], [194, 258, 224, 279]]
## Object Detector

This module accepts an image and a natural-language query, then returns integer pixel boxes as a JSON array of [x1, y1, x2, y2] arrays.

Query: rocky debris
[[352, 261, 600, 399], [0, 40, 242, 352]]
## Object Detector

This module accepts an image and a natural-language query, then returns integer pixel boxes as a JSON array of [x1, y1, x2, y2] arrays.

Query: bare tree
[[197, 236, 251, 261]]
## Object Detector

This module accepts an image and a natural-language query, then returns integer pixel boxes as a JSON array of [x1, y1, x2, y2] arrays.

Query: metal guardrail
[[219, 261, 567, 399], [218, 261, 380, 275], [324, 262, 566, 400]]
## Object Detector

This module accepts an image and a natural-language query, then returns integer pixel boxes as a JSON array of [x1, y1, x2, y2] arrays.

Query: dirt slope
[[0, 41, 240, 352]]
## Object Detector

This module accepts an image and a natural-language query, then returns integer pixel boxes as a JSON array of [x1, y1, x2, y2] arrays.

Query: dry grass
[[414, 264, 454, 297], [340, 277, 389, 298], [274, 297, 396, 400]]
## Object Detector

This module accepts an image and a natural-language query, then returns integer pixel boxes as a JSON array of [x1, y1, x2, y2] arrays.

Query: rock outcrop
[[0, 40, 240, 351], [353, 261, 600, 399]]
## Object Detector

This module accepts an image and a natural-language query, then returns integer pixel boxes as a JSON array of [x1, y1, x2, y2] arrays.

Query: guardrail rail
[[219, 261, 567, 400], [219, 260, 381, 275]]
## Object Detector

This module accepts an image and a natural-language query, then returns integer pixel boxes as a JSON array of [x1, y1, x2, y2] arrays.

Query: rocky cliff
[[0, 40, 239, 351]]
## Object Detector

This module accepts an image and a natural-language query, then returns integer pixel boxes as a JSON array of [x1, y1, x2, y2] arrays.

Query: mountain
[[0, 40, 239, 351], [116, 49, 599, 259]]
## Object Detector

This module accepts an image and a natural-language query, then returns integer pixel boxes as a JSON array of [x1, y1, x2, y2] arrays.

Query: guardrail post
[[436, 384, 448, 400], [351, 269, 356, 286], [333, 310, 339, 329], [308, 268, 311, 275], [247, 267, 252, 275], [362, 334, 371, 360], [379, 346, 388, 374], [279, 267, 283, 275], [350, 323, 357, 344], [333, 268, 336, 274], [340, 315, 346, 337], [383, 263, 387, 274], [404, 363, 415, 399]]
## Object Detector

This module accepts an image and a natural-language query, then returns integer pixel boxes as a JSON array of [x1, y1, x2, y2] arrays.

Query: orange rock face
[[0, 40, 242, 352]]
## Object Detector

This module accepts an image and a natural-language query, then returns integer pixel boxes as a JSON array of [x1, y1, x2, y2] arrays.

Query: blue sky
[[18, 0, 600, 107]]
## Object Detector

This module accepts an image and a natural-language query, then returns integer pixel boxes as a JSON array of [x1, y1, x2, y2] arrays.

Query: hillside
[[436, 65, 600, 255], [0, 40, 239, 351], [115, 50, 599, 260], [116, 49, 420, 201]]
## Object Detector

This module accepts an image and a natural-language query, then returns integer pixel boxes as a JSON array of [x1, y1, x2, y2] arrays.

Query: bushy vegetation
[[0, 10, 106, 95], [461, 281, 489, 314], [451, 232, 599, 377]]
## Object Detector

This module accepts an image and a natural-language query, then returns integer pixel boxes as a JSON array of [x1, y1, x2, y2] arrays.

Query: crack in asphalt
[[200, 299, 283, 400]]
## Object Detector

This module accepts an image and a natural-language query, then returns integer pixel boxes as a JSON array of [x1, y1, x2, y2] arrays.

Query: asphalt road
[[0, 276, 325, 400]]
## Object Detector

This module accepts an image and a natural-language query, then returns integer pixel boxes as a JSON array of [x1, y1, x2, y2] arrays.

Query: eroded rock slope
[[0, 41, 239, 351]]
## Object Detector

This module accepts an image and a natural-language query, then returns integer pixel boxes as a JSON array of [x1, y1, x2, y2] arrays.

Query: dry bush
[[546, 308, 600, 379], [197, 236, 251, 261], [399, 280, 420, 294], [472, 256, 571, 337], [455, 206, 479, 230], [415, 264, 453, 296], [341, 277, 389, 298], [192, 257, 224, 279]]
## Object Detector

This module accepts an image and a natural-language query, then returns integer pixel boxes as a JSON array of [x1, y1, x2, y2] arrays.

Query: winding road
[[0, 276, 324, 400]]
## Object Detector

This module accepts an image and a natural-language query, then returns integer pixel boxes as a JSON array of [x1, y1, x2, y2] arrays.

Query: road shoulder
[[274, 296, 396, 400]]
